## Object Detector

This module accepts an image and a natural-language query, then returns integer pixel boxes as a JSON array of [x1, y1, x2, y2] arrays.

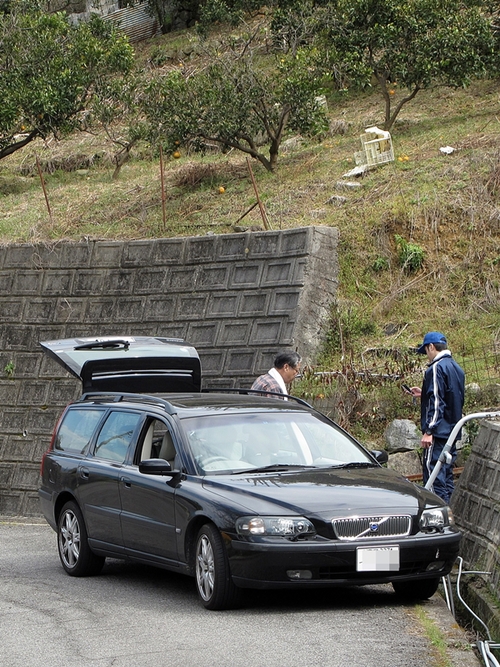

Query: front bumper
[[228, 530, 461, 589]]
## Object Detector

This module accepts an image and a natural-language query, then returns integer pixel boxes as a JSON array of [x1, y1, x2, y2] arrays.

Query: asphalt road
[[0, 520, 480, 667]]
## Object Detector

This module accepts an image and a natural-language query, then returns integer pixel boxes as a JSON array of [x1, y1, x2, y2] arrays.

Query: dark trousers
[[422, 437, 457, 504]]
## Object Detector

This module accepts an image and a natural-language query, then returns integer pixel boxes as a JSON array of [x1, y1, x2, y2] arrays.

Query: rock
[[325, 195, 347, 206], [281, 136, 305, 152], [335, 181, 362, 190], [384, 419, 420, 453], [387, 450, 422, 477]]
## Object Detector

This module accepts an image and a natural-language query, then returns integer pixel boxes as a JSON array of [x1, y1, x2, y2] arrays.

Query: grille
[[332, 515, 411, 541]]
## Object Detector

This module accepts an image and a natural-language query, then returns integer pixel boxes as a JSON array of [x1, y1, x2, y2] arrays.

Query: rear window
[[55, 408, 104, 454]]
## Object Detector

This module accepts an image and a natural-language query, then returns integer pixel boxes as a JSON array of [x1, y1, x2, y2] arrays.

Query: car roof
[[40, 336, 201, 393], [73, 391, 314, 419]]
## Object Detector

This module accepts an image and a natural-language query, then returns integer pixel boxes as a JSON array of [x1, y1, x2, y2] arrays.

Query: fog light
[[287, 570, 312, 580], [426, 561, 445, 572]]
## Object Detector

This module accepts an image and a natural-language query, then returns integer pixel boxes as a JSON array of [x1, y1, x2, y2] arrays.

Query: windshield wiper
[[233, 464, 314, 474], [334, 461, 377, 469]]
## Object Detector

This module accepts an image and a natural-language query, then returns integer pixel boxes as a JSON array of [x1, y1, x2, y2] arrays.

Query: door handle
[[120, 476, 132, 488]]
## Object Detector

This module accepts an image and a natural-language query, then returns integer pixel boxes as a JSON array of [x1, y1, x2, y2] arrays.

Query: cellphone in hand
[[401, 384, 412, 394]]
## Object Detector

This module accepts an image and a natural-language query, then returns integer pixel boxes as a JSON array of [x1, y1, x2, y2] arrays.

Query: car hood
[[202, 467, 442, 518], [40, 336, 201, 393]]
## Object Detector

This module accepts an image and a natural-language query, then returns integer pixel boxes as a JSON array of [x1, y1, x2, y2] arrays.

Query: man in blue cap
[[409, 332, 465, 503]]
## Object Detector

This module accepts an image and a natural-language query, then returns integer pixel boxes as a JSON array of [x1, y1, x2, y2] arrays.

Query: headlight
[[419, 507, 453, 531], [236, 516, 316, 538]]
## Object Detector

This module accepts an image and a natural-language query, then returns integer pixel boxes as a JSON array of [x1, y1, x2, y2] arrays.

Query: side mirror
[[139, 458, 176, 476], [370, 450, 389, 465]]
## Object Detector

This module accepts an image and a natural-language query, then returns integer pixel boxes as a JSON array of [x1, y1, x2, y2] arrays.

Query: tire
[[392, 577, 440, 601], [57, 501, 105, 577], [195, 524, 242, 610]]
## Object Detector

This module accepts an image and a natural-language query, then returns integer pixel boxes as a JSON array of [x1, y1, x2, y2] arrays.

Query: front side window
[[94, 411, 142, 463], [55, 408, 104, 454]]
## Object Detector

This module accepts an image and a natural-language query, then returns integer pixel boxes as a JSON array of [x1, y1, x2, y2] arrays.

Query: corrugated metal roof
[[103, 2, 160, 43]]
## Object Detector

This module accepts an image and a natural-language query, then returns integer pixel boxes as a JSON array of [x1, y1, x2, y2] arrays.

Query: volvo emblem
[[369, 522, 379, 532]]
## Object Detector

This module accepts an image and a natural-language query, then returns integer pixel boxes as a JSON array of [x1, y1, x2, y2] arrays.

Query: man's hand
[[421, 432, 433, 449]]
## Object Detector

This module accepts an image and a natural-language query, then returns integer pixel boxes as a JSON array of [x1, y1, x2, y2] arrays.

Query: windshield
[[180, 412, 374, 473]]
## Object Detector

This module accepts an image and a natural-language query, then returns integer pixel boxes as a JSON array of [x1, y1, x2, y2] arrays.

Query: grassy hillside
[[1, 22, 499, 440]]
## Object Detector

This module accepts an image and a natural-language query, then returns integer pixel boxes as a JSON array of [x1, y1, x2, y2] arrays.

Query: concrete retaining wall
[[0, 226, 338, 516], [453, 420, 500, 600]]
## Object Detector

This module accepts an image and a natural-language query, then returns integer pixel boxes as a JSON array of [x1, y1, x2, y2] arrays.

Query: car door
[[78, 409, 143, 552], [118, 417, 179, 564]]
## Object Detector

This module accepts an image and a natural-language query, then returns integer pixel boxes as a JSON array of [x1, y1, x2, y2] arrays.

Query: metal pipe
[[424, 412, 500, 491]]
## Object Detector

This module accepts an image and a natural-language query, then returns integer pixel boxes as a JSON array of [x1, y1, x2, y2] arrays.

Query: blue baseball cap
[[417, 331, 447, 354]]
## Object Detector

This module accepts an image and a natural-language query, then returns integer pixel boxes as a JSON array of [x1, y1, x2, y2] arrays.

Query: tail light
[[40, 406, 68, 475]]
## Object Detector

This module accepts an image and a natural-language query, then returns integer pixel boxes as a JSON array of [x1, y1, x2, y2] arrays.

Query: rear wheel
[[392, 577, 440, 601], [195, 524, 242, 610], [57, 501, 105, 577]]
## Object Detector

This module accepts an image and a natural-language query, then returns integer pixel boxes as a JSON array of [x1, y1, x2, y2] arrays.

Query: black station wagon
[[39, 336, 461, 609]]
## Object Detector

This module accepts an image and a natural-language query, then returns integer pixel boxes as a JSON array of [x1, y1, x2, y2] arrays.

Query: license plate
[[356, 546, 400, 572]]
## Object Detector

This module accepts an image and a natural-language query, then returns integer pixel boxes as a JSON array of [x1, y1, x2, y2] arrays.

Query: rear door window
[[55, 408, 104, 454], [93, 411, 143, 463]]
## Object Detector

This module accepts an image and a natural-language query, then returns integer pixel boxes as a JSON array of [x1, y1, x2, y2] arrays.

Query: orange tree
[[0, 8, 134, 160], [272, 0, 496, 131], [137, 44, 328, 172]]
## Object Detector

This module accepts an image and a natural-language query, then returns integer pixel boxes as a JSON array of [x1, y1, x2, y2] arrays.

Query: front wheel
[[57, 501, 105, 577], [392, 577, 440, 601], [195, 524, 242, 610]]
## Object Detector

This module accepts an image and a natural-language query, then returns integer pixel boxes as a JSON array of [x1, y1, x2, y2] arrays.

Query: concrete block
[[91, 241, 123, 267], [207, 294, 240, 317], [175, 296, 207, 320], [264, 261, 294, 285], [217, 323, 251, 346], [0, 272, 14, 292], [199, 351, 225, 375], [24, 299, 56, 323], [54, 298, 86, 323], [239, 293, 268, 316], [252, 321, 282, 344], [280, 228, 310, 255], [0, 491, 23, 515], [169, 268, 198, 290], [248, 232, 280, 257], [0, 298, 24, 322], [226, 350, 256, 374], [144, 296, 176, 320], [269, 290, 299, 314], [134, 269, 167, 293], [153, 239, 186, 264], [0, 383, 20, 407], [231, 264, 261, 287], [74, 270, 106, 294], [197, 267, 229, 289], [122, 241, 154, 266], [13, 271, 42, 294], [217, 235, 248, 259], [17, 382, 49, 406], [41, 270, 73, 295], [188, 323, 219, 347], [107, 270, 135, 293], [86, 299, 118, 322], [186, 237, 217, 264]]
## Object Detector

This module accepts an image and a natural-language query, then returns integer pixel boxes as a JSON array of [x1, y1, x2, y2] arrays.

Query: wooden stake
[[246, 157, 270, 230], [159, 145, 167, 233], [36, 156, 53, 225]]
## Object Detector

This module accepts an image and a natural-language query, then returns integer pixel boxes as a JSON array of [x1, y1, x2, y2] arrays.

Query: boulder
[[384, 418, 420, 453]]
